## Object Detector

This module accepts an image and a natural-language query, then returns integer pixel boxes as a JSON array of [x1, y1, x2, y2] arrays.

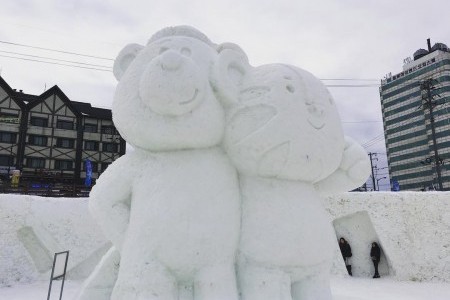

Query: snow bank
[[0, 195, 108, 287], [326, 192, 450, 282], [1, 192, 449, 287]]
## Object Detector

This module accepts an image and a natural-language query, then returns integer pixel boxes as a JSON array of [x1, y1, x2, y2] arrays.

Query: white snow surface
[[1, 278, 450, 300], [0, 195, 109, 287], [1, 192, 449, 289]]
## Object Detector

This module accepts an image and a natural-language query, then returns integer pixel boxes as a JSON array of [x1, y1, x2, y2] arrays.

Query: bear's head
[[112, 26, 240, 151], [216, 50, 345, 182]]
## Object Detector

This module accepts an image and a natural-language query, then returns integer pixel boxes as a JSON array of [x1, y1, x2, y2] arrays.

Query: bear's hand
[[315, 136, 370, 195]]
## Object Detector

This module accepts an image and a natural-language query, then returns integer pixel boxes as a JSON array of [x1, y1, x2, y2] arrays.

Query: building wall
[[0, 85, 22, 178], [0, 77, 124, 185], [381, 50, 450, 191]]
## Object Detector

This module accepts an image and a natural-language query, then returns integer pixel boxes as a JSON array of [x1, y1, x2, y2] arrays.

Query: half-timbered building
[[0, 76, 125, 186]]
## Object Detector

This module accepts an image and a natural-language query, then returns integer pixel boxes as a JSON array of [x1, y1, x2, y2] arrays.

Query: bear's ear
[[212, 43, 251, 106], [113, 43, 144, 81]]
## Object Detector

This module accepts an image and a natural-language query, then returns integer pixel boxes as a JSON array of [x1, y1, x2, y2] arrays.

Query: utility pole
[[420, 78, 443, 190], [368, 152, 377, 191]]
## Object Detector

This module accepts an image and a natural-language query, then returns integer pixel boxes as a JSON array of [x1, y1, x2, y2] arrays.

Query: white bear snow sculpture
[[81, 26, 242, 300], [78, 25, 370, 300], [215, 49, 370, 300]]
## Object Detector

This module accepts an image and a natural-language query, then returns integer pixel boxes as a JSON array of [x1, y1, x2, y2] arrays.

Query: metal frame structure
[[47, 250, 69, 300]]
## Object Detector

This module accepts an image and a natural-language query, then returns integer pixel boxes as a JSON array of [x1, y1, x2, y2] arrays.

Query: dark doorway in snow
[[333, 211, 391, 278]]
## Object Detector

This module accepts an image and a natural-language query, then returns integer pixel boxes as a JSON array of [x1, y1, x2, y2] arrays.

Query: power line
[[0, 50, 112, 69], [325, 84, 380, 87], [0, 41, 383, 83], [320, 78, 380, 81], [0, 40, 114, 61], [0, 40, 387, 84], [342, 120, 382, 123], [0, 54, 112, 72], [362, 133, 385, 148], [0, 52, 385, 86]]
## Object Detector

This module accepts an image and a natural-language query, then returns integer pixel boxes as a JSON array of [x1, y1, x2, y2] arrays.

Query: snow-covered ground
[[1, 192, 449, 299], [1, 278, 449, 300]]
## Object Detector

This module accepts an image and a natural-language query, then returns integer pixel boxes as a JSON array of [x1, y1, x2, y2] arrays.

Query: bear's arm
[[89, 154, 133, 251], [314, 136, 371, 196]]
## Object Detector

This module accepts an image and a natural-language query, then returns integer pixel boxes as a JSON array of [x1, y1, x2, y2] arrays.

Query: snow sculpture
[[215, 49, 370, 299], [79, 26, 241, 300], [78, 25, 370, 300]]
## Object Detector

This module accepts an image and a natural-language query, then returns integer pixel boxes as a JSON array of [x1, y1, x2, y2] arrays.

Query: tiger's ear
[[113, 43, 144, 81], [212, 43, 251, 106]]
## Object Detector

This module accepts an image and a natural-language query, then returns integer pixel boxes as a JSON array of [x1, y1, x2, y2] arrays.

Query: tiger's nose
[[160, 50, 183, 71]]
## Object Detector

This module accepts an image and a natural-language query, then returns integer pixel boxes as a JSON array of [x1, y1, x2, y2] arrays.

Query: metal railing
[[0, 182, 91, 197]]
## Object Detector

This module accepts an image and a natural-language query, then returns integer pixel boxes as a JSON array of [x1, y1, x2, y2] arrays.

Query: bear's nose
[[160, 50, 183, 71]]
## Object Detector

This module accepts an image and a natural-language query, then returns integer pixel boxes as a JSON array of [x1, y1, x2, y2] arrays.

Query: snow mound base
[[326, 192, 450, 282]]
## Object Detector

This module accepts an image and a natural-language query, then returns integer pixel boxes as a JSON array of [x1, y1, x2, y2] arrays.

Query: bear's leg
[[111, 259, 177, 300], [194, 263, 239, 300], [76, 247, 120, 300], [239, 264, 291, 300], [291, 274, 332, 300]]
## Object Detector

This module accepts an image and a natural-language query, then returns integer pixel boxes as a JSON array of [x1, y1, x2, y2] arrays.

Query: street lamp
[[376, 176, 387, 191]]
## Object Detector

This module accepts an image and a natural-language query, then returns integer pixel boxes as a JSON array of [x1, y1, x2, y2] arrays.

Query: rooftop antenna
[[427, 38, 432, 51], [44, 83, 47, 92]]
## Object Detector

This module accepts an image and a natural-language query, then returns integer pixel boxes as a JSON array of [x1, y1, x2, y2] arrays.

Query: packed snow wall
[[326, 192, 450, 282], [0, 192, 449, 287], [0, 195, 109, 287]]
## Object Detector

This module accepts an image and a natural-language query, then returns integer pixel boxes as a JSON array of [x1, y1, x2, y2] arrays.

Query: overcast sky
[[1, 0, 449, 190]]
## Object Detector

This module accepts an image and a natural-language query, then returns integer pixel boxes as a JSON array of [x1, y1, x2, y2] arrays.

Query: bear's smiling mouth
[[178, 88, 199, 105]]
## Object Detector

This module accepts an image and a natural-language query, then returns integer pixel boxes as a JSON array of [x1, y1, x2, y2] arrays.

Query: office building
[[380, 40, 450, 190]]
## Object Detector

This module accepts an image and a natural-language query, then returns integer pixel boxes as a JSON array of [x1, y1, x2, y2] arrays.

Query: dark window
[[1, 112, 19, 117], [28, 135, 48, 146], [56, 120, 74, 130], [84, 123, 98, 133], [85, 141, 99, 151], [0, 155, 13, 166], [101, 126, 116, 134], [0, 132, 16, 143], [102, 142, 118, 153], [101, 162, 111, 171], [55, 160, 73, 170], [27, 157, 46, 169], [56, 138, 75, 148], [83, 161, 98, 172], [0, 112, 20, 124], [30, 117, 48, 127]]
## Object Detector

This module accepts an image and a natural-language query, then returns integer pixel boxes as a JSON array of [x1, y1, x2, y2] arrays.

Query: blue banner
[[391, 179, 400, 191], [85, 159, 92, 187]]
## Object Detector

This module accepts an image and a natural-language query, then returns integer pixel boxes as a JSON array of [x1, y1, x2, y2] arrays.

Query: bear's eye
[[159, 47, 169, 54], [181, 47, 191, 57], [286, 84, 295, 93]]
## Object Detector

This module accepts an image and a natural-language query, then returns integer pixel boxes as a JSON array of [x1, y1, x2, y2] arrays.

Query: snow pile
[[1, 191, 449, 288], [2, 278, 450, 300], [326, 192, 450, 282], [0, 195, 108, 287]]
